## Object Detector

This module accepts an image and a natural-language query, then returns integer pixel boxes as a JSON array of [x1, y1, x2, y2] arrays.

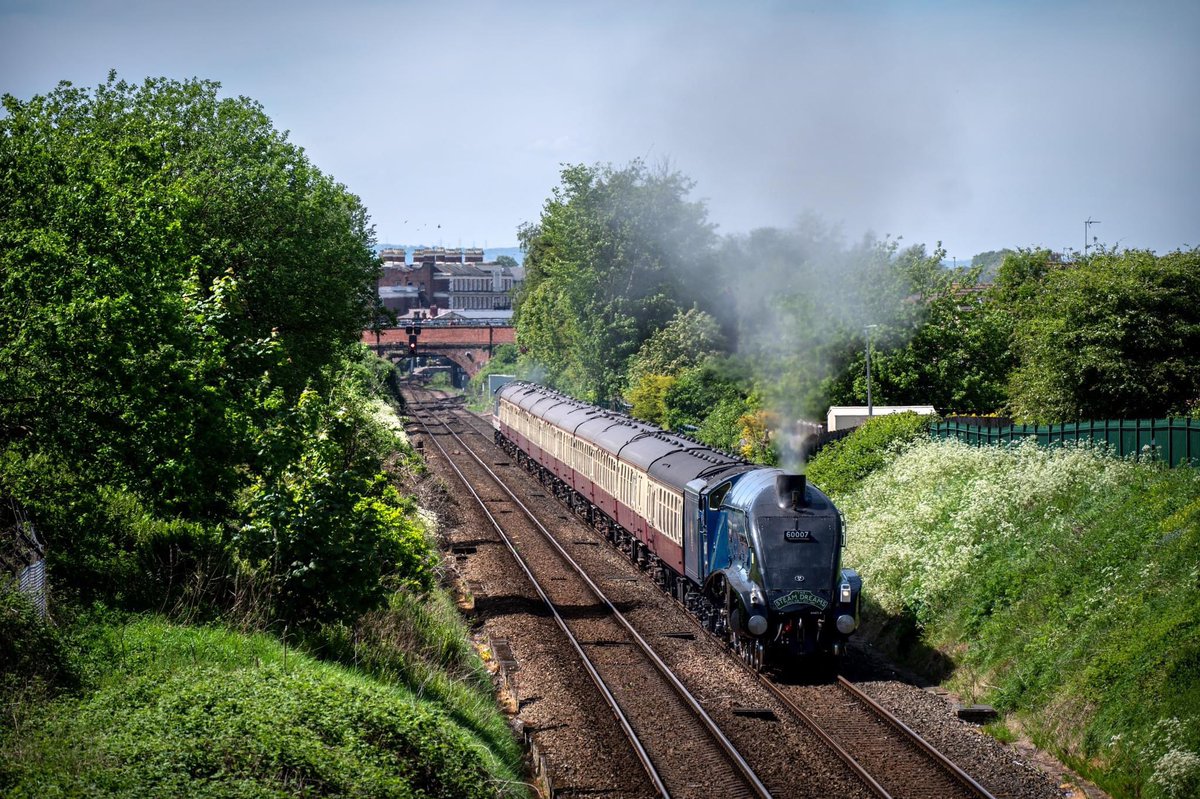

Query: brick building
[[430, 262, 524, 311], [374, 248, 523, 314]]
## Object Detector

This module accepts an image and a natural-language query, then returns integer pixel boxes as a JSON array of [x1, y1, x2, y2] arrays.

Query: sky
[[2, 0, 1198, 262]]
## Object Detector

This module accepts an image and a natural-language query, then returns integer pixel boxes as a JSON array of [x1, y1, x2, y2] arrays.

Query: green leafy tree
[[696, 396, 752, 453], [628, 374, 676, 426], [0, 75, 422, 627], [705, 214, 956, 422], [1007, 248, 1200, 422], [0, 74, 380, 521], [990, 248, 1060, 311], [970, 248, 1015, 281], [625, 307, 725, 392], [515, 161, 716, 404], [827, 267, 1013, 414], [796, 237, 955, 410], [661, 357, 750, 432]]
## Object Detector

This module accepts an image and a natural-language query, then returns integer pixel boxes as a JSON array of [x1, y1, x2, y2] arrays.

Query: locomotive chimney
[[776, 474, 807, 509]]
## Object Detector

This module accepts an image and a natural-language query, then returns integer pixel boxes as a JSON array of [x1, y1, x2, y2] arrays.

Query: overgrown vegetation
[[811, 427, 1200, 799], [804, 411, 935, 496], [1, 615, 522, 798], [0, 74, 525, 797]]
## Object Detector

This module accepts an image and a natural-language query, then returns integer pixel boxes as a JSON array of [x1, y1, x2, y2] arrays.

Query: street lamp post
[[865, 324, 878, 417]]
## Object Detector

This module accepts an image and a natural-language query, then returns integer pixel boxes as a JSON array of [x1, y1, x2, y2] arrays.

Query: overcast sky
[[3, 0, 1197, 260]]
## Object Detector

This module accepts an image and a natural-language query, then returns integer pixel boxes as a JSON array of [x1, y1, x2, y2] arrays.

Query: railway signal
[[404, 314, 422, 365]]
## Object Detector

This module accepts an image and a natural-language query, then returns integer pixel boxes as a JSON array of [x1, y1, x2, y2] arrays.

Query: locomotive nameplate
[[784, 529, 813, 542], [772, 589, 829, 611]]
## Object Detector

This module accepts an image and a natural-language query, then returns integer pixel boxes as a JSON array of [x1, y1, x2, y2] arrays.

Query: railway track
[[759, 675, 997, 799], [406, 388, 1004, 799], [404, 389, 772, 799]]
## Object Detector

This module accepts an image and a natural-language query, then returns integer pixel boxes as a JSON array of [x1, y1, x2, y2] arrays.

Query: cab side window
[[728, 510, 751, 568], [708, 481, 732, 509]]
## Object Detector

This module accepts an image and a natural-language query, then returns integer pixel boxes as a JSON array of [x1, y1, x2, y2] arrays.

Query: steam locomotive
[[493, 381, 861, 667]]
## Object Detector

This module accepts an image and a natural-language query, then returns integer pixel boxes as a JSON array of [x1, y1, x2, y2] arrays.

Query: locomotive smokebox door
[[775, 474, 807, 509]]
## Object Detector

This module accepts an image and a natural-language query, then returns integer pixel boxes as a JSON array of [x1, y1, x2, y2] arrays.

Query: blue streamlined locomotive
[[493, 381, 861, 666]]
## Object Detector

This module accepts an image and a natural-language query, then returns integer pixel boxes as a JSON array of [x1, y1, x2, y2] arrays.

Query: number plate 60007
[[784, 530, 812, 542]]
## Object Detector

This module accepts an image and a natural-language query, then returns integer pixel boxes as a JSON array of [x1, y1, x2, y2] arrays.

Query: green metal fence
[[930, 418, 1200, 467]]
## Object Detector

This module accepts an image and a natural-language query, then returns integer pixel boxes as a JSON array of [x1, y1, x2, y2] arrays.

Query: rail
[[407, 392, 772, 799]]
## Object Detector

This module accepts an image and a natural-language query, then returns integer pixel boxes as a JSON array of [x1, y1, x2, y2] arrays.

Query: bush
[[805, 411, 934, 497], [1, 451, 224, 614], [662, 358, 749, 433], [695, 395, 753, 454], [465, 344, 519, 410], [838, 437, 1200, 799], [628, 374, 675, 426], [233, 377, 436, 628]]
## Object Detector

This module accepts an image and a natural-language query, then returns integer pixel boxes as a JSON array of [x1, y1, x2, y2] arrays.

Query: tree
[[970, 248, 1015, 281], [0, 74, 379, 520], [625, 307, 725, 393], [824, 265, 1013, 414], [494, 254, 518, 268], [718, 223, 952, 420], [661, 357, 750, 432], [1006, 248, 1200, 422], [515, 161, 716, 403], [0, 75, 412, 625], [990, 248, 1059, 311], [628, 375, 676, 426]]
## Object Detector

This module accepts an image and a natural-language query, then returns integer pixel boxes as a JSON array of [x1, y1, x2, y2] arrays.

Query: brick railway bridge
[[362, 321, 515, 379]]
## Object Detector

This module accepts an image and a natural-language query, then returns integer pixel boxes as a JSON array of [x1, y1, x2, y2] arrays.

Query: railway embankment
[[808, 415, 1200, 799], [0, 394, 529, 798]]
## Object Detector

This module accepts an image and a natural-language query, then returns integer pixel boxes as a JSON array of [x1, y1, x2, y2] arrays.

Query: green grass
[[829, 436, 1200, 799], [1, 614, 528, 798], [305, 590, 522, 774]]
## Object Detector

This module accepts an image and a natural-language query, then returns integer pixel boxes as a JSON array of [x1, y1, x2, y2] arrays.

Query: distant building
[[430, 262, 524, 311], [377, 260, 425, 314], [380, 248, 406, 265], [374, 249, 524, 315], [826, 405, 937, 432]]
